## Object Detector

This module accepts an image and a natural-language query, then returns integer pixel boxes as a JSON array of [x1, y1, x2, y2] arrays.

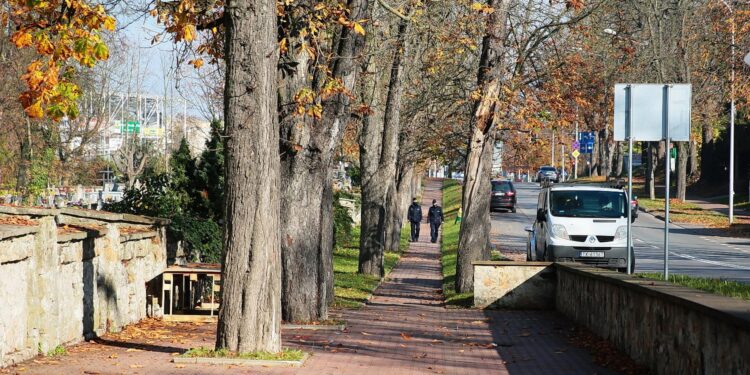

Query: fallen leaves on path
[[400, 332, 412, 340], [568, 326, 650, 375]]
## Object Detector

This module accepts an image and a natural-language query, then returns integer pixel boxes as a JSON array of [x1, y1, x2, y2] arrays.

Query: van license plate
[[579, 251, 604, 258]]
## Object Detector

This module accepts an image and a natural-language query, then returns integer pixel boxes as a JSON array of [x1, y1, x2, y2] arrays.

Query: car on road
[[491, 180, 516, 213], [525, 183, 636, 272], [630, 195, 639, 219], [536, 166, 559, 184]]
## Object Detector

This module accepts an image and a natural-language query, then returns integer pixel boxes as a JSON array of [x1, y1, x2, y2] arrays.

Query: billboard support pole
[[626, 85, 633, 274], [663, 84, 671, 281]]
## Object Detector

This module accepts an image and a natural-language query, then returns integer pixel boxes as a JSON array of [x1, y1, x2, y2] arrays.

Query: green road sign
[[120, 121, 140, 134]]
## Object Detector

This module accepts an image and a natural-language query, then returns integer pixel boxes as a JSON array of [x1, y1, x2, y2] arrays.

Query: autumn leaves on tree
[[6, 0, 749, 356], [5, 0, 115, 119]]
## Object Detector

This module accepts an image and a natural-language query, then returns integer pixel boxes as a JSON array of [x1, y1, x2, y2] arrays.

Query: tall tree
[[278, 0, 371, 323], [215, 0, 282, 352], [358, 12, 411, 276], [455, 0, 510, 293]]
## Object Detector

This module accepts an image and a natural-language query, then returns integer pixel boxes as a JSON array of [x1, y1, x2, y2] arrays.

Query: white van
[[525, 184, 635, 272]]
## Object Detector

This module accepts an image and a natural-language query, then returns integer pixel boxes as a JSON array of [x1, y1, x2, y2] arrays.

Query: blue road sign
[[578, 132, 595, 154]]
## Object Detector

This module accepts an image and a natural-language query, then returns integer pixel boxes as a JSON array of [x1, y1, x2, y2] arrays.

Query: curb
[[282, 323, 346, 331], [172, 352, 309, 367]]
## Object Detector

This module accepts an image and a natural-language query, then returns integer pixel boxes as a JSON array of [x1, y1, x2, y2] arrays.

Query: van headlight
[[614, 226, 628, 241], [551, 224, 569, 240]]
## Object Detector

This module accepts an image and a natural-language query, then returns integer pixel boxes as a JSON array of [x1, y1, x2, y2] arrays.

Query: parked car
[[536, 166, 559, 184], [526, 184, 635, 272], [490, 180, 516, 213]]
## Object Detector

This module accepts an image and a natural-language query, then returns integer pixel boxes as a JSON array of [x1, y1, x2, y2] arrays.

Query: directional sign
[[572, 149, 580, 158], [578, 132, 595, 154], [572, 141, 580, 150]]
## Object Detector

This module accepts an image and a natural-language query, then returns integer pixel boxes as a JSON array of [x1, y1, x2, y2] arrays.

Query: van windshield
[[550, 190, 626, 218]]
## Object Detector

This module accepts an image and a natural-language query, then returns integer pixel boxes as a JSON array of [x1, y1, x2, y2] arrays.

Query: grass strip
[[440, 179, 473, 307], [332, 227, 401, 309], [182, 347, 305, 361], [638, 273, 750, 301]]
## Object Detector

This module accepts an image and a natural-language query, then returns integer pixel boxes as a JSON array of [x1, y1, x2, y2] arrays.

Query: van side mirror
[[536, 209, 546, 222]]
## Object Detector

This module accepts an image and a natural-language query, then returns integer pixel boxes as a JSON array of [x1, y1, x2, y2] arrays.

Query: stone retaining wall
[[0, 207, 168, 367], [475, 261, 750, 374], [556, 263, 750, 375], [473, 261, 555, 309]]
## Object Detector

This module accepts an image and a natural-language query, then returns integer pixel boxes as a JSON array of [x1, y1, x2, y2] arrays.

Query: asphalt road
[[490, 182, 750, 282]]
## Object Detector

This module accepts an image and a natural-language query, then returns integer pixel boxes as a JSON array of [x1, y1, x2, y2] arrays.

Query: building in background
[[64, 93, 210, 161], [492, 141, 504, 177]]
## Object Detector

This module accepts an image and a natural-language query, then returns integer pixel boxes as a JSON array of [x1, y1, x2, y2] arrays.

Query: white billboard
[[614, 84, 691, 142]]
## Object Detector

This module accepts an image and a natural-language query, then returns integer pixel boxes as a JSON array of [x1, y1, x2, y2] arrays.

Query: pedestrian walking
[[428, 199, 444, 243], [407, 198, 422, 242]]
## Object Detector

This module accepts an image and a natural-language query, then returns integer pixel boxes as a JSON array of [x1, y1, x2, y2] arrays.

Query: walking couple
[[407, 197, 444, 243]]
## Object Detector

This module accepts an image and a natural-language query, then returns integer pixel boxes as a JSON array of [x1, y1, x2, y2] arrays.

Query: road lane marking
[[670, 252, 750, 271]]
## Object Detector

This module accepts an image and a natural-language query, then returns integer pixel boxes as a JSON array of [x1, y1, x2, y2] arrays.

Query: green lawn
[[182, 347, 305, 361], [440, 179, 473, 307], [638, 273, 750, 301], [332, 227, 401, 309]]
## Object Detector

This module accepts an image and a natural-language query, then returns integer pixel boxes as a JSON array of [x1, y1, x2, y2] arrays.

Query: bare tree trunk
[[688, 137, 698, 178], [320, 178, 335, 308], [615, 141, 624, 177], [359, 17, 410, 276], [385, 166, 415, 252], [698, 122, 714, 185], [278, 0, 370, 323], [456, 127, 495, 293], [676, 141, 688, 201], [215, 0, 281, 353], [591, 125, 600, 177], [455, 0, 509, 294]]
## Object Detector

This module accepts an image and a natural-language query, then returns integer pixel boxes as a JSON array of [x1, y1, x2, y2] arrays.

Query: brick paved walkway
[[1, 179, 615, 375]]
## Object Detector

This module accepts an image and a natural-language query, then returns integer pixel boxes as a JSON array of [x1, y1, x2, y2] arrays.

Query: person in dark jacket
[[407, 198, 422, 242], [428, 199, 444, 243]]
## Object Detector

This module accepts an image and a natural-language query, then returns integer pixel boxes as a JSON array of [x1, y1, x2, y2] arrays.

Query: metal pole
[[664, 85, 671, 280], [552, 130, 555, 167], [574, 123, 579, 179], [626, 85, 633, 274], [560, 144, 565, 182], [729, 9, 736, 224], [628, 136, 634, 274]]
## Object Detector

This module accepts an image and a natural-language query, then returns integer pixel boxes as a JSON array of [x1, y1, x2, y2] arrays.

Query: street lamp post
[[719, 0, 736, 224]]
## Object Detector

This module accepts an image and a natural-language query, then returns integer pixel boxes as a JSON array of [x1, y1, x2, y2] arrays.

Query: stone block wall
[[556, 263, 750, 375], [473, 261, 556, 309], [0, 207, 168, 367]]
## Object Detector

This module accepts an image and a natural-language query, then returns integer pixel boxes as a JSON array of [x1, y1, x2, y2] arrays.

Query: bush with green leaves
[[107, 122, 226, 263]]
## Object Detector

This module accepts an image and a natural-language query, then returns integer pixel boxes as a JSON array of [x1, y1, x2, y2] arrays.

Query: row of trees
[[494, 0, 750, 200], [453, 0, 750, 293], [4, 0, 749, 355]]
